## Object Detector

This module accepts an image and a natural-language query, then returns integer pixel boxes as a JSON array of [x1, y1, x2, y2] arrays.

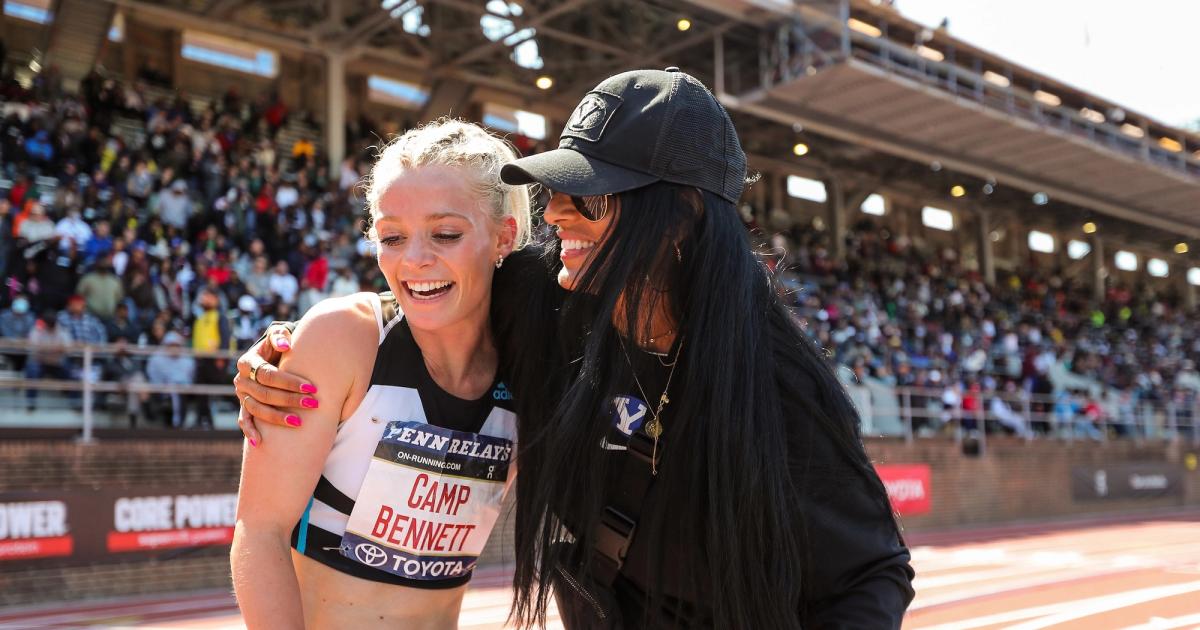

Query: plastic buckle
[[595, 506, 637, 567]]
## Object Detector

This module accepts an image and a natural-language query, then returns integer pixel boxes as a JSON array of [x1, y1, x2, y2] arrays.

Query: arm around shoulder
[[231, 293, 378, 630]]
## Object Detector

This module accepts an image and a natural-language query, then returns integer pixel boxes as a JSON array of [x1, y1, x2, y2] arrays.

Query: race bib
[[340, 420, 513, 581]]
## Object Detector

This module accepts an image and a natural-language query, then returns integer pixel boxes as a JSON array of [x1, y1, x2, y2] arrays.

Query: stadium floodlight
[[1067, 240, 1091, 260], [1158, 137, 1183, 153], [860, 194, 886, 216], [1114, 251, 1138, 272], [1120, 123, 1145, 139], [1189, 268, 1200, 287], [848, 18, 882, 38], [1033, 90, 1061, 107], [1082, 221, 1097, 234], [1176, 243, 1190, 255], [950, 185, 965, 198], [1079, 108, 1105, 124], [1028, 231, 1055, 254], [916, 46, 944, 62], [535, 76, 553, 90], [787, 175, 826, 202], [983, 71, 1010, 87], [792, 143, 809, 156], [921, 206, 954, 231], [1147, 259, 1169, 278], [677, 18, 692, 31]]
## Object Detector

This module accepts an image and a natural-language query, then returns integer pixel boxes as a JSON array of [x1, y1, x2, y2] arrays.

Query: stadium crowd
[[765, 217, 1200, 439], [0, 66, 1196, 436], [0, 67, 397, 425]]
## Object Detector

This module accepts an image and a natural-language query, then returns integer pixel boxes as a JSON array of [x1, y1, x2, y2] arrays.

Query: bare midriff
[[292, 550, 468, 630]]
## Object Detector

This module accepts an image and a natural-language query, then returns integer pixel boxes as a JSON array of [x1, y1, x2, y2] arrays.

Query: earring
[[496, 255, 505, 269]]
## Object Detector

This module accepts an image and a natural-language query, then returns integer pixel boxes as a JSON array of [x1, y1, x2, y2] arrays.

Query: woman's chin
[[557, 266, 579, 292]]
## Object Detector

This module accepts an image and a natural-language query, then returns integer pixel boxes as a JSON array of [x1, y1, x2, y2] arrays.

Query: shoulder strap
[[588, 430, 661, 587], [379, 291, 402, 341]]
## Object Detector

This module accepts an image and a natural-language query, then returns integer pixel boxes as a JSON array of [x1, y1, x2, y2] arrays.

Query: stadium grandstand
[[0, 0, 1198, 626]]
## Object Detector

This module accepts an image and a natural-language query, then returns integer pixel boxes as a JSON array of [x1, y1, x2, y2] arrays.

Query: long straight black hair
[[494, 182, 895, 628]]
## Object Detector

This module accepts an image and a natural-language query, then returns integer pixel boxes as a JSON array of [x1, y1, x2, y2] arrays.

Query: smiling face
[[372, 164, 515, 333], [543, 192, 615, 291]]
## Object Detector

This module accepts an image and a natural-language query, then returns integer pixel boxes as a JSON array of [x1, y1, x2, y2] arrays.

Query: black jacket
[[492, 250, 915, 628]]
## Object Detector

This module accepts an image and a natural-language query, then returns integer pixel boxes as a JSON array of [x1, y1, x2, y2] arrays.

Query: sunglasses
[[538, 189, 612, 222]]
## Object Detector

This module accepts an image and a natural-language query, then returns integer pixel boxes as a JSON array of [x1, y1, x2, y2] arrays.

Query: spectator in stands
[[232, 295, 261, 349], [154, 179, 192, 231], [191, 289, 233, 429], [105, 302, 141, 343], [263, 92, 288, 139], [57, 295, 107, 345], [54, 206, 92, 250], [327, 264, 358, 298], [291, 137, 315, 169], [125, 160, 155, 203], [267, 260, 298, 305], [82, 220, 113, 264], [1080, 393, 1106, 441], [987, 379, 1032, 438], [145, 331, 195, 428], [274, 175, 299, 211], [0, 294, 35, 371], [17, 202, 55, 244], [102, 337, 148, 427], [0, 199, 14, 282], [75, 257, 124, 321], [24, 312, 71, 410]]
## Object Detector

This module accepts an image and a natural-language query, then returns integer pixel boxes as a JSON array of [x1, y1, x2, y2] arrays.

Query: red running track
[[2, 511, 1197, 629]]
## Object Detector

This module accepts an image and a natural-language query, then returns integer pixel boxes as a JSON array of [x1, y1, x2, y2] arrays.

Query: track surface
[[2, 512, 1198, 629]]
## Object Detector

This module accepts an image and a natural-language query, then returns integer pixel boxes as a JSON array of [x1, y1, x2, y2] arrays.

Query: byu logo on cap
[[563, 91, 621, 143], [567, 94, 607, 131]]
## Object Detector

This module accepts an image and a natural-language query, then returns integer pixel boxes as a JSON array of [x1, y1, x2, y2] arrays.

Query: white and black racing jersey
[[290, 292, 517, 589]]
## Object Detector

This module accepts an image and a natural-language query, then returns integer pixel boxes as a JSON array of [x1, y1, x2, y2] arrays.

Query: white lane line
[[0, 598, 237, 627], [1121, 612, 1200, 630], [1003, 579, 1200, 630], [913, 580, 1200, 630]]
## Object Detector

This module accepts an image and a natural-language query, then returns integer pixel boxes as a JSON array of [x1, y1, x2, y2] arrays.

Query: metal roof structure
[[717, 0, 1200, 238], [58, 0, 1200, 241]]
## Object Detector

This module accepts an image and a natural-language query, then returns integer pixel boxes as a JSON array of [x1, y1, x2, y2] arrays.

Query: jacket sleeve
[[786, 394, 916, 629]]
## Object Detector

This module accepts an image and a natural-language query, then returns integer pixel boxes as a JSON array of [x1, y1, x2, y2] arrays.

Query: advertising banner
[[0, 485, 237, 567], [876, 464, 932, 516], [1071, 463, 1183, 502]]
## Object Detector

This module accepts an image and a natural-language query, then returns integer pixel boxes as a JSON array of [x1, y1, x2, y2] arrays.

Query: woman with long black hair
[[235, 68, 914, 628]]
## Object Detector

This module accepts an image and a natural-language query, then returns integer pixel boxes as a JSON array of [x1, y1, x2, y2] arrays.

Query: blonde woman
[[230, 120, 530, 629]]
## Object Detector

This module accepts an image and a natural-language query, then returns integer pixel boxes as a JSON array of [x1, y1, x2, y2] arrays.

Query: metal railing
[[1, 339, 1196, 451], [0, 339, 242, 441], [846, 383, 1200, 452]]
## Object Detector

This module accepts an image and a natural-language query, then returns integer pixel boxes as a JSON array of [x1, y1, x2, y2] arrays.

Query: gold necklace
[[618, 336, 684, 475]]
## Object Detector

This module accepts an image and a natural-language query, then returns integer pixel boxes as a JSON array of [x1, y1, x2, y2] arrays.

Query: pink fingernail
[[301, 397, 318, 409], [300, 383, 317, 394], [277, 339, 291, 350], [249, 438, 258, 447], [286, 415, 302, 427]]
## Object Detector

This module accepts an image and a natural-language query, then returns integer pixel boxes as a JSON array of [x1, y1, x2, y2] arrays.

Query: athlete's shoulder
[[291, 293, 380, 352]]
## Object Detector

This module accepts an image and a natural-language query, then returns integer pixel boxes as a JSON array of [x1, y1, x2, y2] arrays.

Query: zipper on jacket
[[556, 567, 607, 620]]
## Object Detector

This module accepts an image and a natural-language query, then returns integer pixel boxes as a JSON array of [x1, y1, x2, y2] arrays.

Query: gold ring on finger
[[249, 361, 262, 384], [243, 395, 252, 408]]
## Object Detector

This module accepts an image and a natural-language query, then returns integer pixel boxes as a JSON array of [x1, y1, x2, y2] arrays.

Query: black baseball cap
[[500, 67, 746, 203]]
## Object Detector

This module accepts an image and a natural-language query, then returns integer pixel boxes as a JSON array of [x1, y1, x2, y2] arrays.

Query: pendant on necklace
[[645, 418, 663, 439]]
